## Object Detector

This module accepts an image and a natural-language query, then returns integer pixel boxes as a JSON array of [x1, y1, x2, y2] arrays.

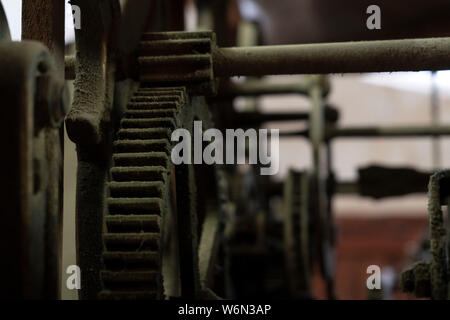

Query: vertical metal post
[[309, 75, 335, 299], [431, 71, 441, 169], [22, 0, 65, 299]]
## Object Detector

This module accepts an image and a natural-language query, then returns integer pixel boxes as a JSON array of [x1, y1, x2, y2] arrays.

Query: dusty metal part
[[427, 171, 449, 299], [213, 37, 450, 76], [66, 0, 122, 300], [65, 0, 121, 145], [96, 83, 226, 299], [401, 261, 432, 298], [402, 170, 450, 299], [0, 41, 61, 299], [99, 87, 187, 300], [21, 0, 66, 299], [138, 32, 217, 95], [134, 32, 450, 89], [283, 170, 311, 296]]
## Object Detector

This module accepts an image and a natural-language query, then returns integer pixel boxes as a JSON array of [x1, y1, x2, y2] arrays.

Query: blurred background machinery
[[2, 0, 450, 300]]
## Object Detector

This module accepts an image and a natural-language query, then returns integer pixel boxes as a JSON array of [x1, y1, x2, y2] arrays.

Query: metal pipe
[[232, 107, 338, 126], [213, 37, 450, 77], [233, 112, 309, 126], [327, 125, 450, 138], [218, 80, 311, 97]]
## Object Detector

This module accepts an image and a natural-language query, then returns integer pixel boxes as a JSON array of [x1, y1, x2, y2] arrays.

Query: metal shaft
[[328, 125, 450, 138], [218, 80, 310, 97], [213, 37, 450, 76]]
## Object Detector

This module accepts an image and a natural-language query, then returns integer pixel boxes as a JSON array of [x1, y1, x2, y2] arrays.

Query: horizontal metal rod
[[213, 37, 450, 76], [233, 112, 309, 126], [334, 181, 428, 197], [218, 80, 312, 97], [328, 125, 450, 138], [233, 108, 338, 127], [280, 125, 450, 139]]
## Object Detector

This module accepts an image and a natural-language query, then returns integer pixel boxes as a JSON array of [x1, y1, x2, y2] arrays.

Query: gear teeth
[[127, 100, 180, 109], [107, 198, 163, 215], [124, 109, 177, 119], [106, 215, 161, 233], [117, 128, 170, 140], [104, 233, 160, 251], [112, 152, 168, 167], [114, 139, 170, 154], [110, 166, 167, 182], [100, 87, 186, 300], [139, 38, 212, 56], [109, 182, 165, 198], [103, 252, 160, 270], [121, 118, 176, 130]]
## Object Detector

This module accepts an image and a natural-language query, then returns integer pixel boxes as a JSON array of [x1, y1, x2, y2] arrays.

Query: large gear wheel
[[97, 84, 224, 300], [99, 86, 201, 300]]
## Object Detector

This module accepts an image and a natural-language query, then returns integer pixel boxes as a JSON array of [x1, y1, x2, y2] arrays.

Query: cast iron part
[[0, 40, 65, 299], [401, 170, 450, 299]]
